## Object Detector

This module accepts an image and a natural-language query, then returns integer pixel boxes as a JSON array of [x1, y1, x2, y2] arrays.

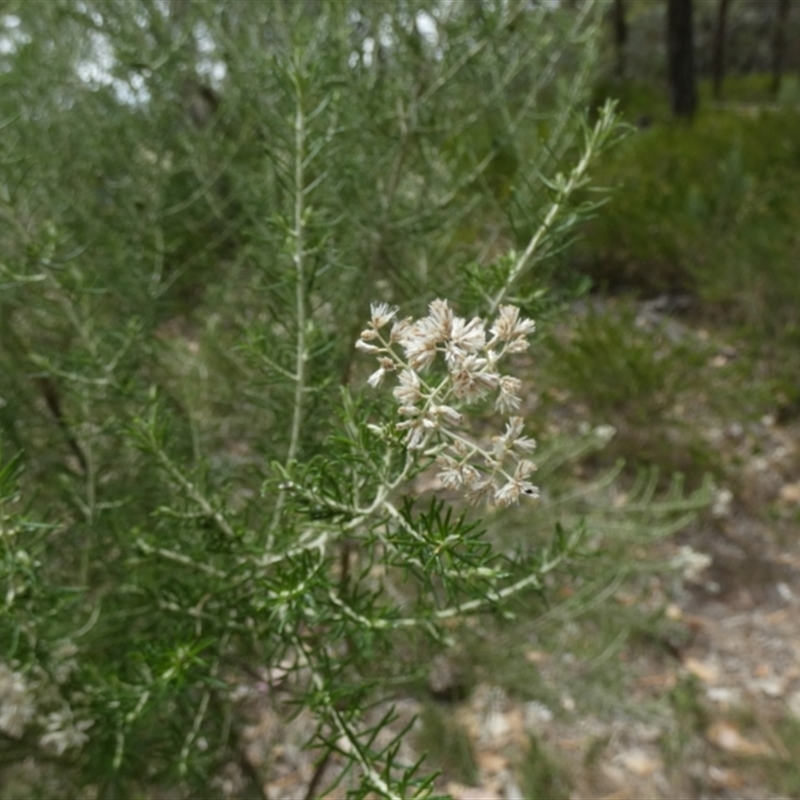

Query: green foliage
[[416, 704, 478, 786], [579, 94, 800, 341], [540, 301, 719, 480], [545, 303, 701, 424], [766, 715, 800, 797], [661, 675, 708, 769], [519, 734, 570, 800], [0, 1, 711, 797]]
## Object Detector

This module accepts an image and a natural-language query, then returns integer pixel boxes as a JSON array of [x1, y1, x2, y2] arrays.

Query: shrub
[[0, 3, 708, 797], [577, 95, 800, 341]]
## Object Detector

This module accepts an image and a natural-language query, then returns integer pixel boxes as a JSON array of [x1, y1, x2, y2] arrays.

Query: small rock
[[708, 765, 744, 790], [711, 488, 733, 518], [615, 747, 662, 777], [777, 582, 794, 602], [706, 686, 741, 707], [524, 701, 553, 729], [752, 677, 783, 697], [475, 750, 508, 774], [683, 657, 719, 684], [446, 783, 501, 800], [706, 721, 772, 756], [779, 481, 800, 505]]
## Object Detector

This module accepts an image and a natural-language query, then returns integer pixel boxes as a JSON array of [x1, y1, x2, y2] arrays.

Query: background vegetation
[[1, 0, 799, 797]]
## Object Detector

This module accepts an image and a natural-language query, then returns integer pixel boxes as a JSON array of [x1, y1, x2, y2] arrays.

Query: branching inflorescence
[[357, 299, 540, 508]]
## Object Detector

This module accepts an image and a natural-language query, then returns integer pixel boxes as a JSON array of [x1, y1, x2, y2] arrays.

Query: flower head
[[450, 354, 499, 402], [496, 375, 522, 412], [367, 357, 395, 388], [446, 316, 486, 365], [357, 298, 539, 507], [426, 299, 453, 339], [489, 305, 535, 346], [369, 302, 398, 330], [393, 368, 422, 406]]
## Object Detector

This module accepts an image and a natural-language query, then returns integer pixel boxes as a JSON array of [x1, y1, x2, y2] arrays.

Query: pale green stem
[[378, 499, 501, 582], [322, 531, 573, 633], [178, 634, 227, 777], [79, 396, 95, 584], [487, 135, 596, 316], [179, 687, 211, 777], [113, 688, 151, 770], [294, 639, 408, 800], [269, 67, 309, 542], [135, 539, 228, 578], [151, 442, 237, 540], [289, 79, 308, 468], [487, 90, 620, 318]]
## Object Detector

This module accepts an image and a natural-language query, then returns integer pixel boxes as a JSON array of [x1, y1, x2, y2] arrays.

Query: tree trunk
[[613, 0, 628, 80], [712, 0, 732, 99], [771, 0, 792, 99], [667, 0, 698, 119]]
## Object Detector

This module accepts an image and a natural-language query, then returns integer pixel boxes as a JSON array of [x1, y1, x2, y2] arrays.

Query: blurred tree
[[612, 0, 628, 80], [667, 0, 698, 118], [771, 0, 792, 98], [712, 0, 732, 99]]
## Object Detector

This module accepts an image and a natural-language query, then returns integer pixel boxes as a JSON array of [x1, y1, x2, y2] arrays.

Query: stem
[[294, 639, 407, 800], [487, 100, 616, 316], [151, 442, 237, 540], [269, 63, 309, 541], [303, 748, 333, 800], [289, 76, 307, 468], [135, 539, 228, 577]]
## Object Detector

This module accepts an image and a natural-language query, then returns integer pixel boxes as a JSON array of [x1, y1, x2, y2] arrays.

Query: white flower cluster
[[357, 299, 539, 507]]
